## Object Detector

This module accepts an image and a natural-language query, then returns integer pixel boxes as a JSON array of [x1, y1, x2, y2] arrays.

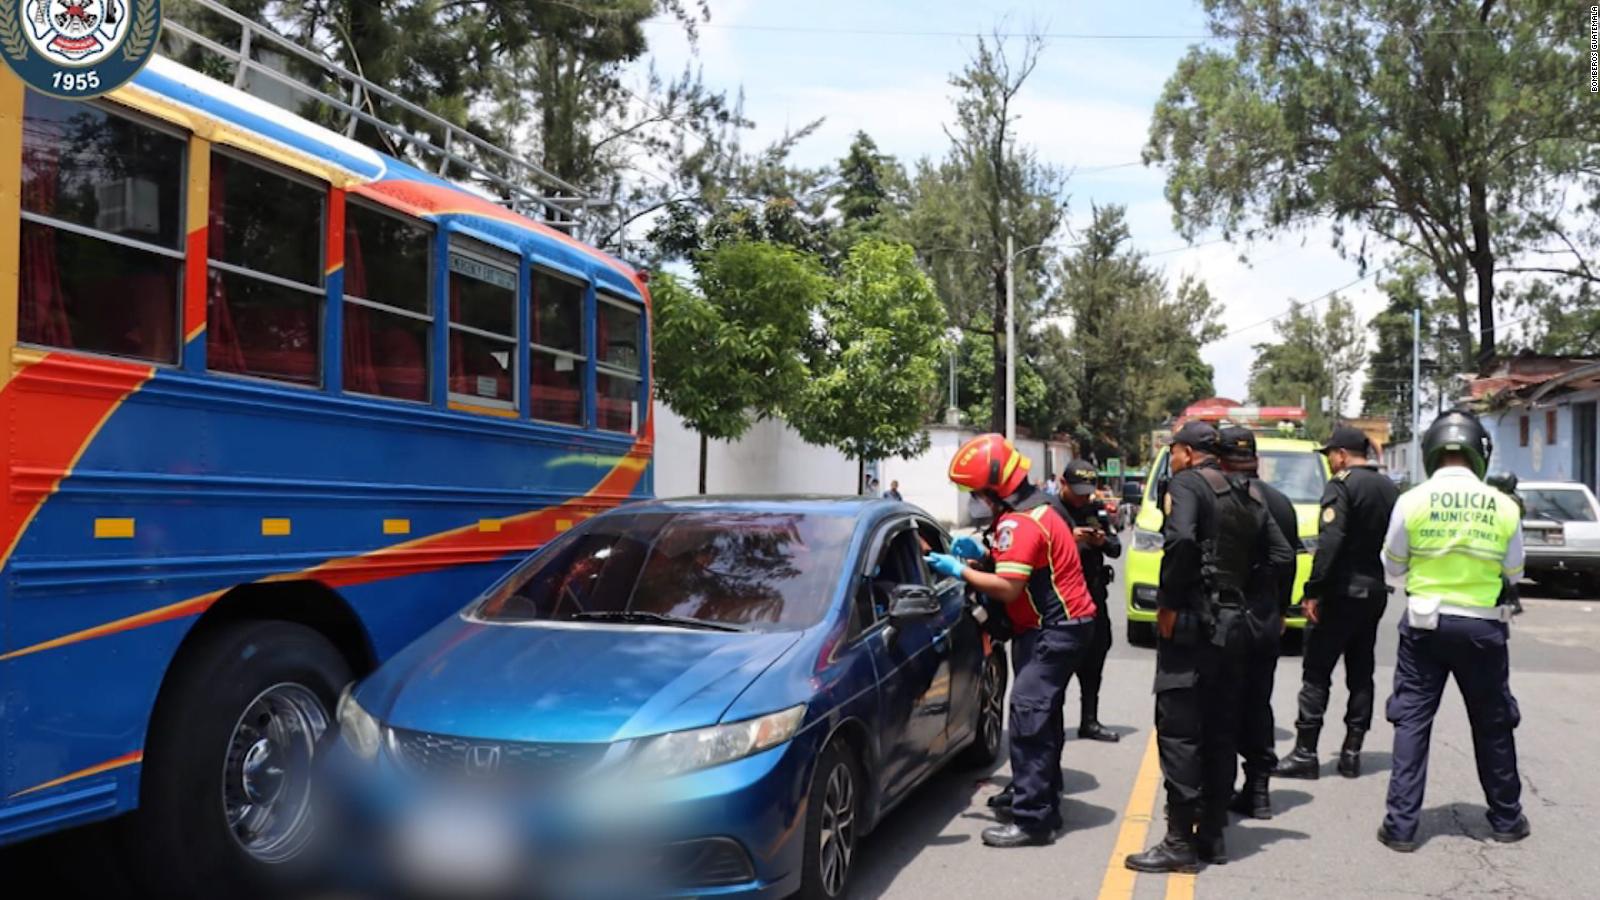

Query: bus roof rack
[[163, 0, 592, 231]]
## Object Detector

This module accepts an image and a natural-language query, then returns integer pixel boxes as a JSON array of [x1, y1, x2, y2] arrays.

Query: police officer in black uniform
[[1060, 459, 1123, 742], [1277, 425, 1400, 781], [1126, 422, 1294, 873], [1217, 426, 1301, 819]]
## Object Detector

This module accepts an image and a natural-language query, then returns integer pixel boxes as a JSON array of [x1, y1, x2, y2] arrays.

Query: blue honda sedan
[[326, 497, 1006, 899]]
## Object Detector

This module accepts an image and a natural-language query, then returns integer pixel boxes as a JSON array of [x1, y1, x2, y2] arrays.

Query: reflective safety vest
[[1397, 473, 1520, 611]]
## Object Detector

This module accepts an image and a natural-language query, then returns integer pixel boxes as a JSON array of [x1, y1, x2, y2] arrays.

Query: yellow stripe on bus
[[0, 67, 23, 391]]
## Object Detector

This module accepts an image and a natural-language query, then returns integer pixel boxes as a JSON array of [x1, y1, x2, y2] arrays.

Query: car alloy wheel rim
[[980, 658, 1004, 756], [818, 761, 857, 896], [222, 682, 329, 864]]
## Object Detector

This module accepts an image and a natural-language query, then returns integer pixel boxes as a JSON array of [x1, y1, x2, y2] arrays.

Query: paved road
[[9, 550, 1599, 899], [849, 553, 1600, 900]]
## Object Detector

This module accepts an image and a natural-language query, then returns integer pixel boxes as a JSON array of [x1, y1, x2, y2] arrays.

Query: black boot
[[1227, 773, 1273, 819], [1125, 806, 1199, 874], [986, 784, 1015, 810], [1196, 809, 1228, 865], [981, 822, 1054, 848], [1274, 727, 1321, 780], [1078, 698, 1121, 742], [1338, 730, 1365, 778]]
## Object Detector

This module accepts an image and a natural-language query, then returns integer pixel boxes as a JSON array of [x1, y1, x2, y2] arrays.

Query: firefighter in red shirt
[[928, 434, 1099, 848]]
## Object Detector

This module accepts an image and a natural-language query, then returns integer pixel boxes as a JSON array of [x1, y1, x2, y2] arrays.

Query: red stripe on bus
[[0, 353, 153, 572], [7, 750, 144, 799], [327, 188, 345, 273], [184, 227, 207, 342]]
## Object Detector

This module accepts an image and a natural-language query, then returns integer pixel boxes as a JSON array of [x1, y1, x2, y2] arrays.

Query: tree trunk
[[858, 458, 865, 496], [698, 431, 708, 495], [1468, 175, 1497, 373]]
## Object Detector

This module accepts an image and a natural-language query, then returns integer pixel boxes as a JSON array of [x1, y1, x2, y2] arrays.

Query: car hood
[[357, 617, 803, 744]]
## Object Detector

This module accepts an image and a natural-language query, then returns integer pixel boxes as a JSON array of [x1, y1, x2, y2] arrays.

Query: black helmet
[[1422, 409, 1492, 478]]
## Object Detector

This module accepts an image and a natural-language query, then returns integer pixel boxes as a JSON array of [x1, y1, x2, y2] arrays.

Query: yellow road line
[[1166, 872, 1196, 900], [1098, 730, 1165, 899]]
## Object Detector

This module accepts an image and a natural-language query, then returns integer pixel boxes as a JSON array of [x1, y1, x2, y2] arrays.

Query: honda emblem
[[467, 744, 502, 776]]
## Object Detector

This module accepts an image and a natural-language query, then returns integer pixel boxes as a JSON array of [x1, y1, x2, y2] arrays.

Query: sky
[[628, 0, 1403, 409]]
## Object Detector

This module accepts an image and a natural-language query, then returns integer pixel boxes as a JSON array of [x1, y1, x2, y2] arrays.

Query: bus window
[[18, 95, 185, 364], [530, 269, 586, 426], [596, 295, 643, 433], [343, 201, 431, 402], [447, 241, 518, 412], [207, 152, 326, 385]]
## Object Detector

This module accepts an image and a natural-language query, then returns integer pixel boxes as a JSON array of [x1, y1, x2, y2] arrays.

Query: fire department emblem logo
[[0, 0, 160, 98]]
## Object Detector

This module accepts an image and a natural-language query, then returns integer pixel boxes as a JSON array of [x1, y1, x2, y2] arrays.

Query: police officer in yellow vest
[[1377, 409, 1529, 852]]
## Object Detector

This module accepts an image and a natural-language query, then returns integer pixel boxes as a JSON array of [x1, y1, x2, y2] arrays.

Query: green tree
[[1361, 265, 1442, 443], [789, 241, 949, 487], [653, 242, 831, 493], [903, 34, 1067, 432], [956, 331, 1049, 436], [1055, 205, 1224, 463], [1249, 295, 1365, 438], [1145, 0, 1600, 371], [831, 132, 909, 253]]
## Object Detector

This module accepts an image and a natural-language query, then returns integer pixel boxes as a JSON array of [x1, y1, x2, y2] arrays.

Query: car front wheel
[[799, 742, 861, 900]]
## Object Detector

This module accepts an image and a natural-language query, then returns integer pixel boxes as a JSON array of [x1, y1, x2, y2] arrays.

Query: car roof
[[1518, 481, 1597, 492], [620, 495, 918, 517]]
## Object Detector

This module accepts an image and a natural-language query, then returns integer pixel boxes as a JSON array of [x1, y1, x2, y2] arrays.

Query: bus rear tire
[[128, 620, 351, 899]]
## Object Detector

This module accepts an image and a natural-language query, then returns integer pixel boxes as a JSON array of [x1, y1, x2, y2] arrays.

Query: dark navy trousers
[[1008, 623, 1091, 830], [1384, 616, 1523, 840]]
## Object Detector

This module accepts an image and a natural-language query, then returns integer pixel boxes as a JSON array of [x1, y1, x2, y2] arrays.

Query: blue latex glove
[[925, 552, 966, 579], [950, 536, 984, 560]]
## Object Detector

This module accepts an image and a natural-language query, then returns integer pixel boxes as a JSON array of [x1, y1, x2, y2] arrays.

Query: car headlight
[[1132, 528, 1163, 552], [337, 685, 382, 761], [632, 705, 807, 779]]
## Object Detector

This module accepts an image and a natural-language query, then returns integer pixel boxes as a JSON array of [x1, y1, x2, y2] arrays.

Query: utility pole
[[1005, 235, 1016, 442], [1412, 308, 1422, 483]]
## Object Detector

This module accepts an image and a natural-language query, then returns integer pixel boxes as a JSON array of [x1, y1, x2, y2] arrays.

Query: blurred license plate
[[395, 799, 523, 892]]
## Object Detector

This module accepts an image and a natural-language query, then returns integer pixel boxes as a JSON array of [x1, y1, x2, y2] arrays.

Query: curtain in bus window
[[19, 142, 70, 348], [342, 226, 380, 395], [205, 155, 246, 373], [529, 271, 584, 425]]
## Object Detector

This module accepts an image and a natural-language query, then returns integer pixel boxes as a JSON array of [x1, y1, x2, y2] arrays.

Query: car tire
[[798, 741, 863, 900], [125, 620, 352, 900], [961, 648, 1008, 768], [1126, 620, 1155, 646]]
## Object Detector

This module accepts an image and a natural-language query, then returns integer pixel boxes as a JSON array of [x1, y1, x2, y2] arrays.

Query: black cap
[[1218, 426, 1257, 460], [1062, 459, 1098, 496], [1318, 425, 1371, 455], [1172, 421, 1219, 454]]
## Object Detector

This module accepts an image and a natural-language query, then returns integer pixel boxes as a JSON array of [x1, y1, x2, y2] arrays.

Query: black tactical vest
[[1196, 467, 1265, 653]]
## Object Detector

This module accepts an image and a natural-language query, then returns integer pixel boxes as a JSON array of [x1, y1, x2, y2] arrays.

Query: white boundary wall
[[654, 407, 1075, 527]]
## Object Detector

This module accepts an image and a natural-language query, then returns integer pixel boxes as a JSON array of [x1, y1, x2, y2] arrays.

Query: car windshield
[[475, 511, 858, 631], [1258, 451, 1327, 504], [1519, 488, 1598, 523]]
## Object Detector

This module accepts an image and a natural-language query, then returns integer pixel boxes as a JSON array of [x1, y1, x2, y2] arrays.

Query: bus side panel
[[0, 362, 648, 835]]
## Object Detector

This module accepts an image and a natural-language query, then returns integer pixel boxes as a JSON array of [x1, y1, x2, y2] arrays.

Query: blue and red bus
[[0, 49, 652, 888]]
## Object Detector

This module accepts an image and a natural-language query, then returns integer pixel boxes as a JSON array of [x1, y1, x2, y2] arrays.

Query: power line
[[1219, 273, 1376, 340], [645, 21, 1507, 41]]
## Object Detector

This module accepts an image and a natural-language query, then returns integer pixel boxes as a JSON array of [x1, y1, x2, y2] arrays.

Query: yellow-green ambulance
[[1124, 435, 1330, 651]]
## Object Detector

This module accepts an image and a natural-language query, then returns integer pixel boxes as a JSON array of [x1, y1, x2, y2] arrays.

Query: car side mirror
[[887, 584, 940, 622]]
